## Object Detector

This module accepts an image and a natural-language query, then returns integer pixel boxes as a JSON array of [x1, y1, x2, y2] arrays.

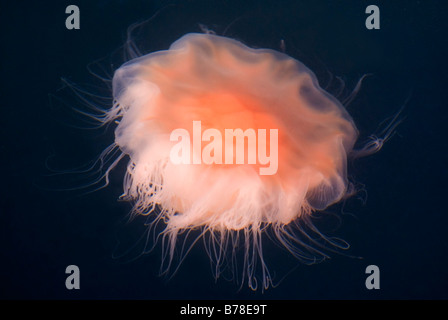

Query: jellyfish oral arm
[[169, 120, 278, 175]]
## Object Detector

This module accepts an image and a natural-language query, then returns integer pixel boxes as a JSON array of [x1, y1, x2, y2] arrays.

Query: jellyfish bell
[[95, 31, 396, 290]]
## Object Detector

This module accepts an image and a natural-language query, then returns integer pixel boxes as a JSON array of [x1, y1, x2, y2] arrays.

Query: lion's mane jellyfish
[[101, 33, 377, 290]]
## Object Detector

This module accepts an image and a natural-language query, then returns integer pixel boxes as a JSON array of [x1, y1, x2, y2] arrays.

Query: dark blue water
[[1, 0, 447, 299]]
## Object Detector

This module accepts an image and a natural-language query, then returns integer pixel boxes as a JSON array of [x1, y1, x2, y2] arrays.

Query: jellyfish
[[98, 32, 395, 290]]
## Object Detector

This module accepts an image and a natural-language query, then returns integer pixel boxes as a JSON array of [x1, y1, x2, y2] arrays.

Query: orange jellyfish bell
[[106, 33, 359, 289]]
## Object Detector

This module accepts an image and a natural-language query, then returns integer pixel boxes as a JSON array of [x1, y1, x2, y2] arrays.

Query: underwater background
[[1, 0, 447, 299]]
